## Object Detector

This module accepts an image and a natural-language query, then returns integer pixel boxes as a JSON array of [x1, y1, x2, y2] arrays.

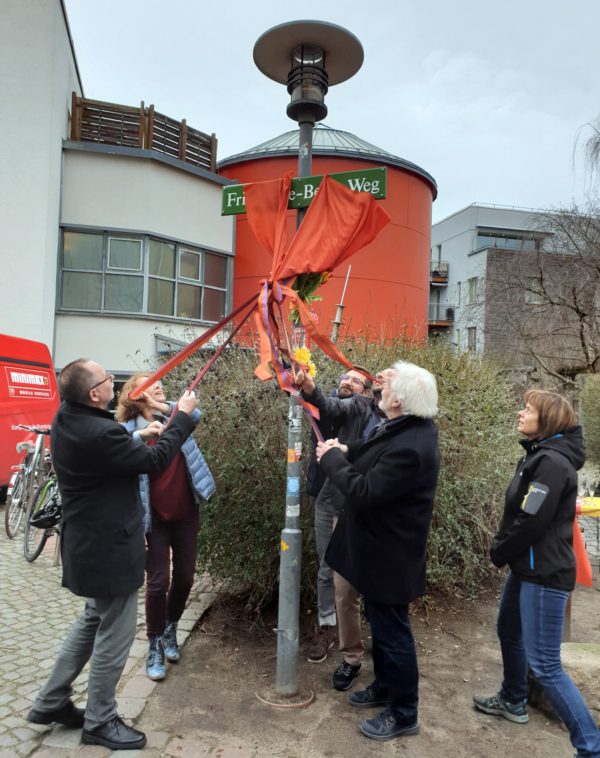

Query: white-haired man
[[316, 361, 440, 741]]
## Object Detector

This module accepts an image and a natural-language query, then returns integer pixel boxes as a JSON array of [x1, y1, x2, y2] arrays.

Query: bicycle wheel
[[24, 478, 56, 562], [5, 469, 26, 538]]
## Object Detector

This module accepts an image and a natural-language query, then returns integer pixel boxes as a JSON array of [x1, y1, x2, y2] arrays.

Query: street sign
[[221, 166, 387, 216]]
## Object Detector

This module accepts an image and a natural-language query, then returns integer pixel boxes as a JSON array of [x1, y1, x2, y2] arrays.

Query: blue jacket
[[121, 402, 216, 533]]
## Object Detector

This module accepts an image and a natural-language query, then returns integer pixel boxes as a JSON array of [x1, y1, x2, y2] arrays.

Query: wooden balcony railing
[[70, 94, 217, 173]]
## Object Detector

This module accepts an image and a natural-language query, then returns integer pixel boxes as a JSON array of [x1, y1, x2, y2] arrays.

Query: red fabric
[[131, 172, 390, 406], [244, 174, 391, 283], [573, 518, 593, 587], [147, 441, 195, 522]]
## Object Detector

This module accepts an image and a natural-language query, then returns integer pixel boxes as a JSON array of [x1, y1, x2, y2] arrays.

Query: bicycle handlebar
[[16, 425, 51, 435]]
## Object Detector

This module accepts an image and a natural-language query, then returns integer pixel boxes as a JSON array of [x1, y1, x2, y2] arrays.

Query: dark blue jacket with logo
[[490, 425, 585, 591]]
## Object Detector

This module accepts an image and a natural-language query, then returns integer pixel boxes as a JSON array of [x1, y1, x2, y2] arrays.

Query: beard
[[338, 386, 353, 398]]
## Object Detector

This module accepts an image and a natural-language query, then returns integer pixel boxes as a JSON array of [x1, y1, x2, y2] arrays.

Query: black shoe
[[348, 683, 389, 708], [81, 715, 146, 750], [332, 660, 361, 691], [27, 700, 85, 728]]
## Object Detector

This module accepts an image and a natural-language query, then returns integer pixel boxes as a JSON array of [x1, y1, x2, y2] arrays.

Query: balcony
[[430, 260, 449, 285], [428, 302, 455, 329], [70, 94, 218, 173]]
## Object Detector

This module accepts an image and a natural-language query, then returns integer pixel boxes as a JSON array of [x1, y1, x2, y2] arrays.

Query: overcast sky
[[63, 0, 600, 223]]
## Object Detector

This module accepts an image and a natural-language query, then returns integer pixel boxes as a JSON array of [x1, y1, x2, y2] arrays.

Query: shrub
[[163, 338, 517, 615], [581, 374, 600, 467]]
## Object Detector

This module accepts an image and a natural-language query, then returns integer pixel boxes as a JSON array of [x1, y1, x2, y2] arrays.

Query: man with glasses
[[298, 366, 385, 692], [27, 359, 199, 751]]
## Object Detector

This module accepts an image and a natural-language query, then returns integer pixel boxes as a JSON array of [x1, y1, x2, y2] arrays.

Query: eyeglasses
[[89, 374, 115, 391], [340, 374, 366, 387]]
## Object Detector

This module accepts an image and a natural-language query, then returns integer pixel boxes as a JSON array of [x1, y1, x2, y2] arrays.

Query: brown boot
[[307, 624, 338, 663]]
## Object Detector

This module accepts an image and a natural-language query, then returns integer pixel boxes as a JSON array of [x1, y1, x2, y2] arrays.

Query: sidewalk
[[0, 511, 219, 758]]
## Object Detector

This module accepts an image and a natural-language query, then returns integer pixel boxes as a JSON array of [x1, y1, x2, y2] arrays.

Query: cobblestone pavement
[[0, 507, 219, 758]]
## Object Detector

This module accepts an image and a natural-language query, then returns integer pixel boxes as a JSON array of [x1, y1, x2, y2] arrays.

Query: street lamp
[[253, 21, 363, 701]]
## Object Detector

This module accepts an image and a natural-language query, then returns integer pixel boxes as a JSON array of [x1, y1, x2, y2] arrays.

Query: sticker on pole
[[287, 477, 300, 496], [286, 505, 300, 518]]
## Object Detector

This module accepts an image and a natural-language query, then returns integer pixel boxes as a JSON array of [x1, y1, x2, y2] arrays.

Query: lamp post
[[253, 21, 363, 699]]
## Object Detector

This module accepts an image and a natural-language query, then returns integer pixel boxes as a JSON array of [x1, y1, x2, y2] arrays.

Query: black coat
[[305, 386, 384, 513], [490, 426, 585, 591], [51, 401, 196, 598], [322, 414, 440, 605]]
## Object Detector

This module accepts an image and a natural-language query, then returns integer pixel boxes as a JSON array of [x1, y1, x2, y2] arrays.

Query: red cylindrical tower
[[219, 125, 437, 341]]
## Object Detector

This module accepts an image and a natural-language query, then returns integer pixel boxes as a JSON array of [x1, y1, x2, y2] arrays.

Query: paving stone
[[145, 730, 170, 749], [120, 676, 157, 699], [42, 726, 82, 748], [115, 697, 146, 720], [0, 521, 212, 758]]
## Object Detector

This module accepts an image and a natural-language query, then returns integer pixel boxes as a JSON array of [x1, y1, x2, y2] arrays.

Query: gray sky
[[63, 0, 600, 223]]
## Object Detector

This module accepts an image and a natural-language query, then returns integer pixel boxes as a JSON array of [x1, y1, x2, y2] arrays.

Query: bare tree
[[483, 203, 600, 386]]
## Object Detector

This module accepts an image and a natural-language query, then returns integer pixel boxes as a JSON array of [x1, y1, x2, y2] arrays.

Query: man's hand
[[293, 368, 316, 395], [316, 437, 348, 462], [177, 390, 198, 415], [139, 420, 164, 441]]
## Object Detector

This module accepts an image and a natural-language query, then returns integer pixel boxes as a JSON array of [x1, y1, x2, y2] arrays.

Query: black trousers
[[365, 598, 419, 723]]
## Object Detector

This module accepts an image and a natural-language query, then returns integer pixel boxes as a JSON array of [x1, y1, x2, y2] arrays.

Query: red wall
[[220, 155, 433, 342]]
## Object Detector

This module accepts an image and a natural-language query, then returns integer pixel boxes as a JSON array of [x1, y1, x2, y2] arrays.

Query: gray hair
[[58, 358, 95, 404], [390, 361, 438, 418]]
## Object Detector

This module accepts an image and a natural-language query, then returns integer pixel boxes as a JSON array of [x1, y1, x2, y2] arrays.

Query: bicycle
[[4, 426, 51, 539], [24, 469, 61, 563]]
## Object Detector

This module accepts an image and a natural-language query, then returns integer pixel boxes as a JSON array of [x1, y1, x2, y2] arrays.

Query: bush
[[581, 374, 600, 467], [163, 338, 517, 615]]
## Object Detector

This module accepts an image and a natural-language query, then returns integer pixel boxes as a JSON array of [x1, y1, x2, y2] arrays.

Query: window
[[455, 329, 461, 351], [524, 276, 544, 305], [457, 281, 462, 307], [467, 327, 477, 351], [477, 233, 537, 252], [60, 230, 229, 323], [466, 277, 478, 305]]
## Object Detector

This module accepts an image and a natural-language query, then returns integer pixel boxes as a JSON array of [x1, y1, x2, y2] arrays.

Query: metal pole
[[275, 116, 314, 696], [330, 265, 352, 343]]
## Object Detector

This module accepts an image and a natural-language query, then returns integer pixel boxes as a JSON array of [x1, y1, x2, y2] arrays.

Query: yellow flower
[[308, 360, 317, 378], [293, 346, 311, 365]]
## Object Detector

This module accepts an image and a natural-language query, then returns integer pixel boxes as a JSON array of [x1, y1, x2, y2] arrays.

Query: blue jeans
[[364, 598, 418, 724], [498, 572, 600, 757]]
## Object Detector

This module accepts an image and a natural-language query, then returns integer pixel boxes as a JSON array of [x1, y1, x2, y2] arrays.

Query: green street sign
[[221, 166, 387, 216]]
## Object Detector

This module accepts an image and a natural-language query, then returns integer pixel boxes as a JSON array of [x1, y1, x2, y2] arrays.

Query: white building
[[429, 204, 549, 356], [0, 0, 235, 377]]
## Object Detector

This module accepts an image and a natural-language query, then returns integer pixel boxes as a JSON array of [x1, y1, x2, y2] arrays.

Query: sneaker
[[332, 660, 361, 691], [348, 683, 389, 708], [162, 621, 180, 663], [146, 635, 166, 681], [473, 691, 529, 724], [306, 624, 338, 663], [359, 708, 419, 741]]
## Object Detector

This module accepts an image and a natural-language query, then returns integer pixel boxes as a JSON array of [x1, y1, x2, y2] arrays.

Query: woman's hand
[[316, 438, 348, 462], [140, 391, 169, 414], [139, 420, 164, 441]]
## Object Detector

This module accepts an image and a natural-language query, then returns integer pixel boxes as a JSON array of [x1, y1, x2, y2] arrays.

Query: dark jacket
[[51, 401, 197, 598], [306, 389, 343, 498], [322, 414, 440, 605], [305, 385, 384, 514], [490, 426, 584, 591]]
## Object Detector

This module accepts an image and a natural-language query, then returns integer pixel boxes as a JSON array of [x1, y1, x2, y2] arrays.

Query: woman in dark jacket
[[474, 390, 600, 758], [117, 373, 215, 682]]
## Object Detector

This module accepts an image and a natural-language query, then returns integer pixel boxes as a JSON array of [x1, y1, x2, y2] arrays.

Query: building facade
[[219, 126, 437, 342], [1, 0, 235, 377]]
